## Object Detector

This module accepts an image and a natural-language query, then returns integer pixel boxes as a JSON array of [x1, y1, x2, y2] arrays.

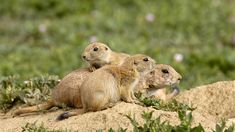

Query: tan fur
[[82, 42, 130, 71], [13, 100, 55, 116], [13, 68, 91, 116], [51, 68, 91, 108], [80, 54, 156, 112], [136, 64, 182, 101], [13, 43, 129, 116]]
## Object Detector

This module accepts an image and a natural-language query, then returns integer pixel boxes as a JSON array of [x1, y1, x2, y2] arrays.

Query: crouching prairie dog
[[12, 42, 130, 116], [81, 54, 156, 112], [12, 68, 91, 116], [82, 42, 130, 71], [136, 64, 182, 101]]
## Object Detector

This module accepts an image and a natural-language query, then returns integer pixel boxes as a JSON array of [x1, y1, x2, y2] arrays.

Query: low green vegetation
[[135, 92, 196, 112], [21, 122, 69, 132], [125, 111, 205, 132], [0, 76, 194, 112], [22, 111, 235, 132], [105, 111, 234, 132], [104, 94, 234, 132], [0, 0, 235, 89], [1, 1, 235, 131], [0, 75, 59, 112], [213, 119, 235, 132], [4, 77, 231, 132]]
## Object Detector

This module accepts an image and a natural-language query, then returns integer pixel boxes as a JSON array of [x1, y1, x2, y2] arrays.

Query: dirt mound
[[176, 81, 235, 120], [0, 102, 215, 132], [227, 118, 235, 126], [0, 81, 235, 132]]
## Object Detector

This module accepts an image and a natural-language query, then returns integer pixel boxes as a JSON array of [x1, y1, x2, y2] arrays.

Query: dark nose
[[82, 56, 86, 59]]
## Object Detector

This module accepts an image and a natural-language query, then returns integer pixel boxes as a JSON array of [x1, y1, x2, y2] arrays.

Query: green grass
[[0, 76, 194, 112], [0, 75, 59, 112], [21, 122, 69, 132], [21, 112, 235, 132], [135, 92, 196, 112], [105, 111, 234, 132], [125, 111, 205, 132], [0, 0, 235, 89], [2, 76, 232, 132]]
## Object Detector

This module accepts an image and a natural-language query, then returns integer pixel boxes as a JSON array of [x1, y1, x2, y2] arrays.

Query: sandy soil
[[176, 81, 235, 120], [0, 81, 235, 132]]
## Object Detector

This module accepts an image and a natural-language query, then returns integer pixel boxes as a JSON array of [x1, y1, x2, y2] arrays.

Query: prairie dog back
[[52, 68, 91, 107]]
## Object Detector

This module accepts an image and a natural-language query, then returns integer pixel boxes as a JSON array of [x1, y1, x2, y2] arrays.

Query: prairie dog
[[51, 68, 91, 108], [13, 68, 91, 116], [136, 64, 182, 101], [13, 43, 130, 116], [81, 54, 156, 112], [82, 42, 130, 70]]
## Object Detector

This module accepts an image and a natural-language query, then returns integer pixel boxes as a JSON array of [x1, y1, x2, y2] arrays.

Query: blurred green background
[[0, 0, 235, 89]]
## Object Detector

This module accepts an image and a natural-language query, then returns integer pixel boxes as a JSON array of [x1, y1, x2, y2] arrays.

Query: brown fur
[[55, 63, 183, 120], [82, 42, 130, 71], [13, 42, 129, 116], [136, 64, 182, 101], [13, 68, 91, 116], [80, 54, 156, 112]]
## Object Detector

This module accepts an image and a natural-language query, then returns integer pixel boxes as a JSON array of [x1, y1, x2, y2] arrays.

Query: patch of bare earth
[[0, 81, 235, 132], [175, 81, 235, 120]]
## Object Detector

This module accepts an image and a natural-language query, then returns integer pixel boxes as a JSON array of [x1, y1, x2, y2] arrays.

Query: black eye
[[143, 58, 149, 61], [162, 69, 169, 74], [93, 47, 98, 51], [105, 47, 108, 50]]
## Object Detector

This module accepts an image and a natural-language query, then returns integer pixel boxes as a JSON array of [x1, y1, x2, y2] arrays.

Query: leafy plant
[[124, 110, 204, 132], [107, 111, 234, 132], [0, 75, 60, 111], [21, 122, 69, 132], [0, 0, 235, 89], [213, 119, 235, 132], [0, 75, 22, 111], [96, 128, 127, 132], [126, 111, 173, 132], [135, 92, 196, 112], [175, 110, 204, 132]]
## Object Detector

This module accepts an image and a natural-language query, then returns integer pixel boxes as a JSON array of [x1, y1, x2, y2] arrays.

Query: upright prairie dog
[[12, 43, 129, 116], [81, 54, 156, 112], [136, 64, 182, 101], [82, 42, 130, 70]]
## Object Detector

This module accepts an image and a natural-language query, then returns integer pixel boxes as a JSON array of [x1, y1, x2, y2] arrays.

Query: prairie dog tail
[[13, 99, 55, 116], [56, 109, 84, 121]]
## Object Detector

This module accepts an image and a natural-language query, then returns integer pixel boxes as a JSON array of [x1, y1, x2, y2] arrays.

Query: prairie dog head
[[122, 54, 156, 76], [146, 64, 182, 88], [82, 42, 112, 68]]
